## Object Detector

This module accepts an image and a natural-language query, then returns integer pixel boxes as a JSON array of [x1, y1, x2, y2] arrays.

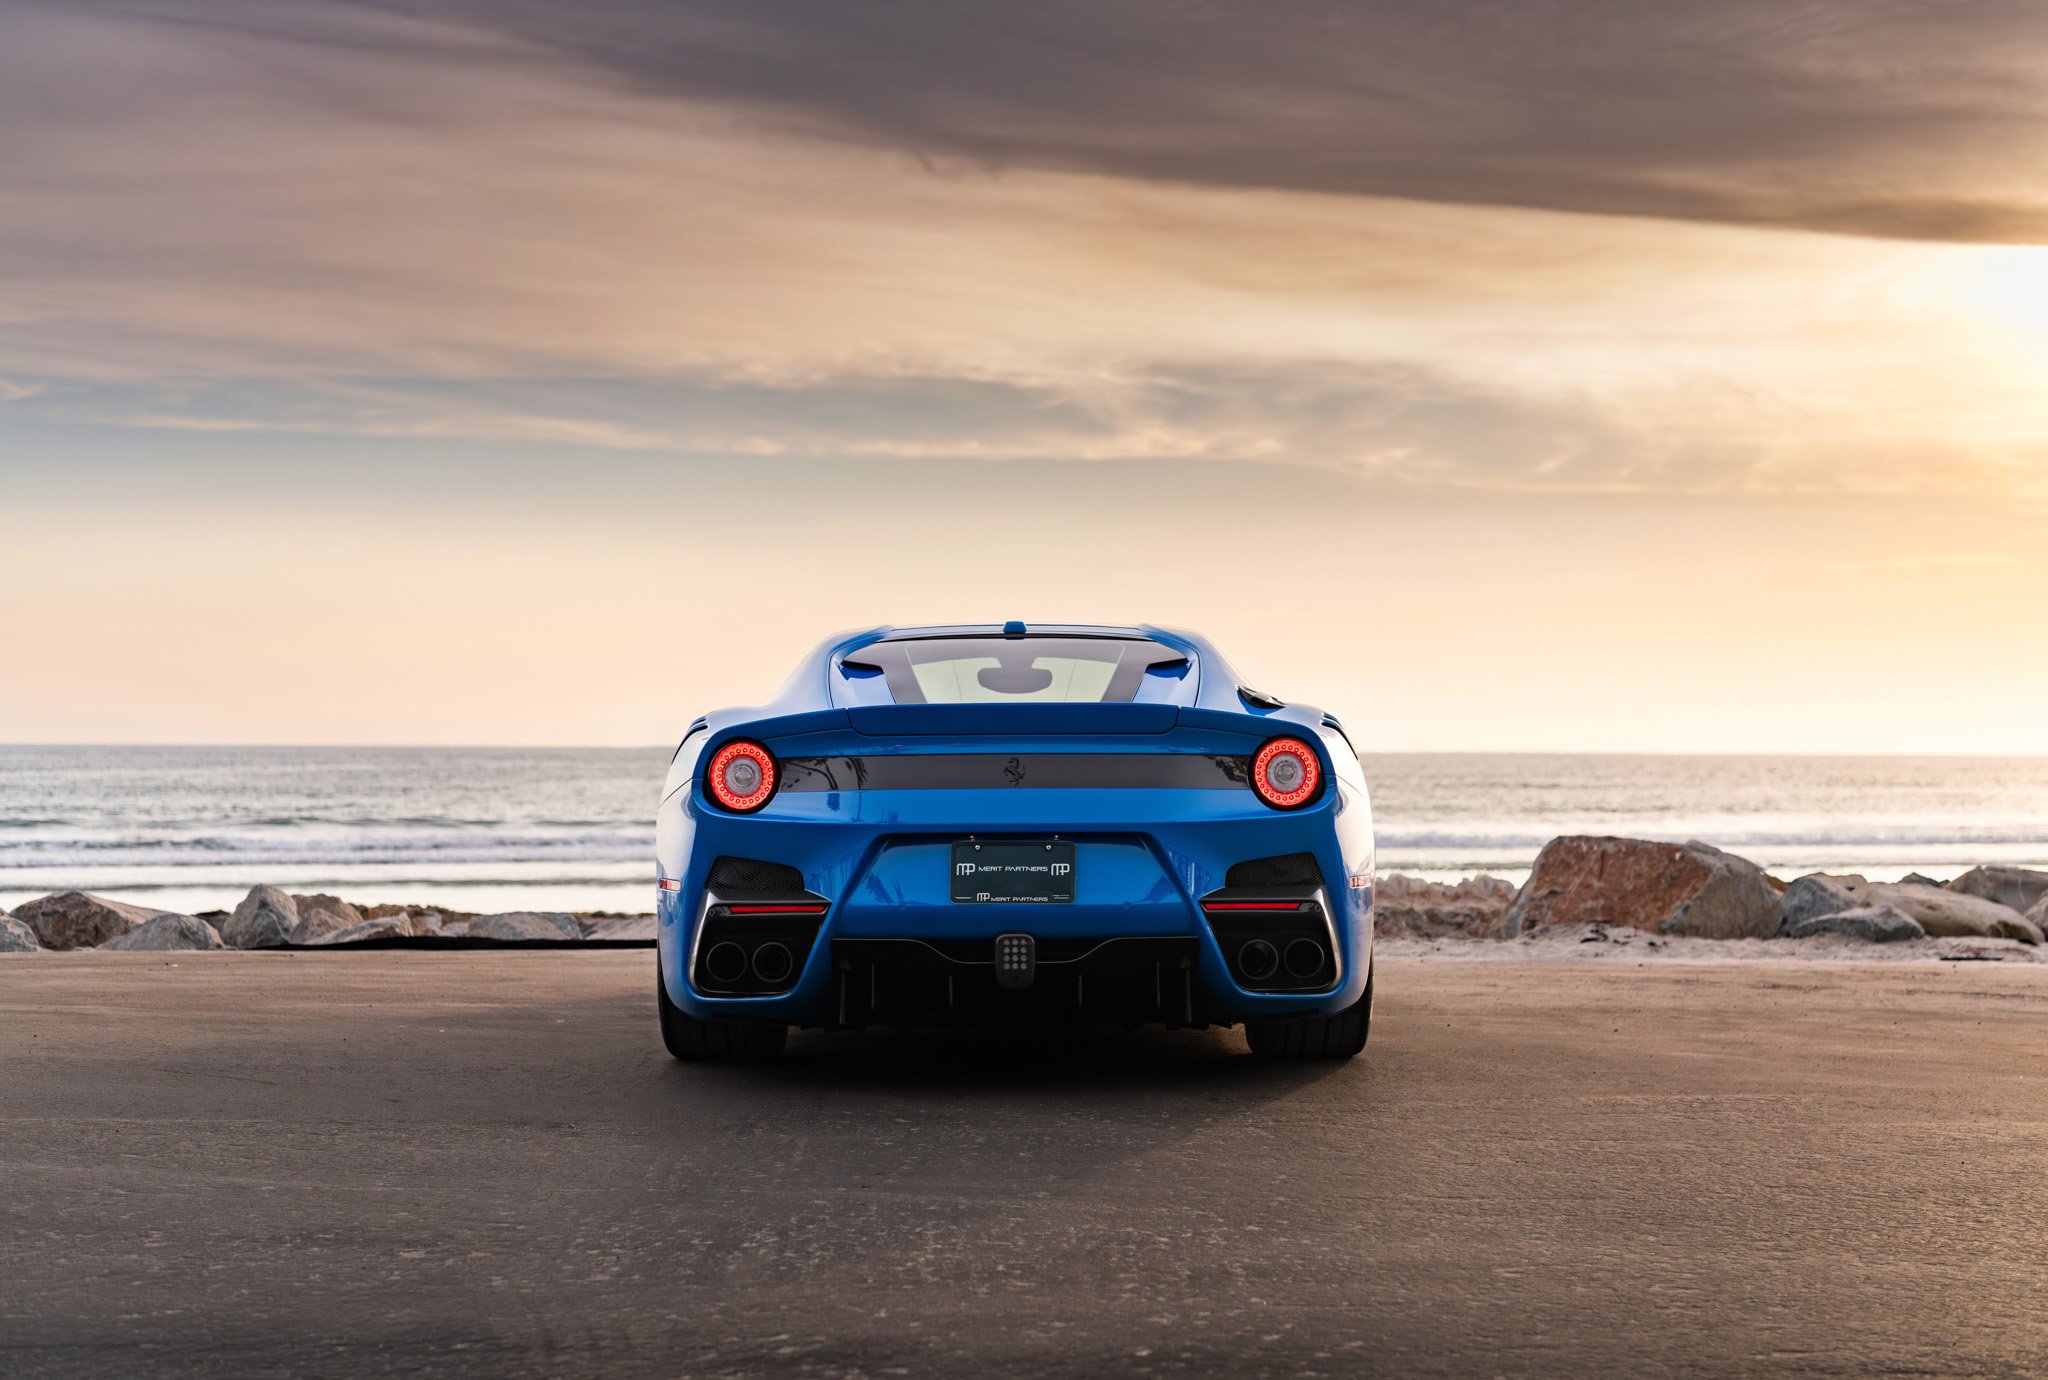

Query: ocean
[[3, 746, 2047, 916]]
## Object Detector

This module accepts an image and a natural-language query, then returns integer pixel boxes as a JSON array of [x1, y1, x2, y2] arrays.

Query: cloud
[[339, 0, 2048, 244], [3, 0, 2047, 499], [13, 354, 2038, 500]]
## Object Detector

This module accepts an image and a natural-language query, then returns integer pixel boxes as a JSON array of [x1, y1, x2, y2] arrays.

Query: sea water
[[3, 746, 2046, 915]]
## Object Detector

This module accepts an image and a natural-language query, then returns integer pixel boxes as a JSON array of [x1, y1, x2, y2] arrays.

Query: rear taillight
[[706, 739, 777, 812], [1251, 737, 1321, 809]]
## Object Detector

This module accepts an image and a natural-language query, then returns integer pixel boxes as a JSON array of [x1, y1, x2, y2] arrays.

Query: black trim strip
[[778, 753, 1251, 791]]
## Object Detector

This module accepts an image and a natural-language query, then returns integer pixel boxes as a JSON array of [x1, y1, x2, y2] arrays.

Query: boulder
[[468, 911, 583, 942], [1946, 866, 2048, 915], [1779, 874, 1880, 930], [1505, 837, 1780, 940], [0, 915, 44, 952], [222, 886, 299, 948], [102, 914, 226, 951], [1781, 905, 1925, 944], [2029, 893, 2048, 932], [584, 914, 658, 941], [1373, 875, 1516, 939], [307, 916, 417, 945], [11, 891, 170, 950], [287, 905, 363, 945], [1897, 873, 1948, 890], [291, 893, 364, 931], [1869, 883, 2042, 944]]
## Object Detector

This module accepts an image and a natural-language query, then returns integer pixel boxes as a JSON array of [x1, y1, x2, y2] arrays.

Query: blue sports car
[[654, 623, 1375, 1060]]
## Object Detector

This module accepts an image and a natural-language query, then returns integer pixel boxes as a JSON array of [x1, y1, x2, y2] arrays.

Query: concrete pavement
[[3, 951, 2045, 1377]]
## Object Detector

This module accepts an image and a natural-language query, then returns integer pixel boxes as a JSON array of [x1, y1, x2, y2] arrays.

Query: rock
[[1897, 872, 1948, 890], [222, 886, 299, 948], [1781, 905, 1925, 944], [11, 891, 171, 951], [102, 914, 226, 951], [467, 912, 583, 942], [1947, 866, 2048, 915], [291, 893, 364, 931], [2029, 894, 2048, 932], [1779, 874, 1880, 930], [1373, 875, 1516, 939], [1505, 837, 1781, 940], [1869, 883, 2042, 944], [0, 915, 44, 952], [307, 917, 417, 945], [584, 915, 658, 941], [287, 905, 363, 945]]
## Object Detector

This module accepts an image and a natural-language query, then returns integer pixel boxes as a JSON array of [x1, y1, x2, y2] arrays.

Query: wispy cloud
[[362, 0, 2048, 244], [2, 0, 2046, 498]]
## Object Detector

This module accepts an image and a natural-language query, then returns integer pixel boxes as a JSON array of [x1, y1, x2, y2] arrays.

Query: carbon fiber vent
[[1225, 852, 1323, 889], [708, 856, 804, 893]]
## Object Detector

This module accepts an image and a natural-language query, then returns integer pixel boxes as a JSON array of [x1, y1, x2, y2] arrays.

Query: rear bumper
[[830, 936, 1204, 1028], [655, 784, 1376, 1028]]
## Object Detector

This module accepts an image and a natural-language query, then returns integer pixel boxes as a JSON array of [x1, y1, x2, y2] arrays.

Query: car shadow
[[719, 1020, 1350, 1098]]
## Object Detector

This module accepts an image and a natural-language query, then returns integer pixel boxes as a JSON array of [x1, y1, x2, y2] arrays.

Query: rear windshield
[[844, 636, 1186, 704]]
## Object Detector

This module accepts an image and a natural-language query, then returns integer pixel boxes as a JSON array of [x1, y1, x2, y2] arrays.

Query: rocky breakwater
[[1373, 842, 2045, 950], [1372, 875, 1518, 939], [0, 885, 662, 952]]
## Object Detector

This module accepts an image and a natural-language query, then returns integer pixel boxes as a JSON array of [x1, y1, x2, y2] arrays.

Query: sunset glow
[[3, 0, 2045, 749]]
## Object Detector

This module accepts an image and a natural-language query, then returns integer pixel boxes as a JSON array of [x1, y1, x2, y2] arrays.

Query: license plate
[[951, 841, 1075, 904]]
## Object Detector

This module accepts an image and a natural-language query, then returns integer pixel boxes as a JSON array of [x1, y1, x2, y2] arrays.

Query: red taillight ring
[[1252, 737, 1321, 809], [706, 739, 777, 812]]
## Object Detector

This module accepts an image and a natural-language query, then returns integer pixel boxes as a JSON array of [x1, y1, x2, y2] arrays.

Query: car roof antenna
[[1002, 620, 1027, 637]]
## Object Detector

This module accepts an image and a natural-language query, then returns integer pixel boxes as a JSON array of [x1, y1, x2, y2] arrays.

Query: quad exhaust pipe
[[750, 940, 794, 984], [1237, 939, 1280, 982], [1284, 938, 1326, 979], [1236, 937, 1328, 986], [704, 941, 749, 985]]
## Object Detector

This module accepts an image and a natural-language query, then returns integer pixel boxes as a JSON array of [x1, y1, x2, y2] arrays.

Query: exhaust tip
[[1284, 938, 1326, 979], [750, 940, 794, 985], [1237, 939, 1280, 982], [704, 941, 749, 985]]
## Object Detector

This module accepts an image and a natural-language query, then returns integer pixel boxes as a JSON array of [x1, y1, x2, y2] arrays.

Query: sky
[[2, 0, 2046, 751]]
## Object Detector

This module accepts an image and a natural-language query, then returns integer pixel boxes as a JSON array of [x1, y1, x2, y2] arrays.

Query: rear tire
[[658, 962, 788, 1061], [1246, 964, 1372, 1060]]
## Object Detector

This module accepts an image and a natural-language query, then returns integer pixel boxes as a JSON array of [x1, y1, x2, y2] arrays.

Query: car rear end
[[654, 627, 1375, 1046]]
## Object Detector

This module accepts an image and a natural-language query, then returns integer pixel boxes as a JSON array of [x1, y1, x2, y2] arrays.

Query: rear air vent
[[708, 856, 804, 894], [1225, 852, 1324, 889]]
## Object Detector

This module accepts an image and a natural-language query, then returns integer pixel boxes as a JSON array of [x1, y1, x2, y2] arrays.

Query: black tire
[[658, 962, 788, 1061], [1246, 965, 1372, 1060]]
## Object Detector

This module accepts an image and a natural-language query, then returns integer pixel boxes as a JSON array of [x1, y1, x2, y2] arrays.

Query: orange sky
[[2, 0, 2046, 750]]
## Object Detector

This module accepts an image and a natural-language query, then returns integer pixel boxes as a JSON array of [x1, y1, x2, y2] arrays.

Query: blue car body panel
[[655, 624, 1374, 1029]]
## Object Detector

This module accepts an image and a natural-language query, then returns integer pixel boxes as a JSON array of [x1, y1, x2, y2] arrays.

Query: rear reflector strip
[[1202, 901, 1310, 912], [657, 878, 682, 892], [723, 903, 828, 915], [778, 753, 1251, 792]]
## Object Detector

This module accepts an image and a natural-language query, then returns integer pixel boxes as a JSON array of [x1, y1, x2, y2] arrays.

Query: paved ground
[[2, 951, 2045, 1379]]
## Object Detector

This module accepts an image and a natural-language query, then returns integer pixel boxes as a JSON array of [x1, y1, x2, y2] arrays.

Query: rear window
[[843, 636, 1186, 704]]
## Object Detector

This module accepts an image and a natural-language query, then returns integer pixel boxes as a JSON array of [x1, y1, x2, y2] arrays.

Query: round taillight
[[1252, 737, 1321, 809], [706, 739, 776, 812]]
